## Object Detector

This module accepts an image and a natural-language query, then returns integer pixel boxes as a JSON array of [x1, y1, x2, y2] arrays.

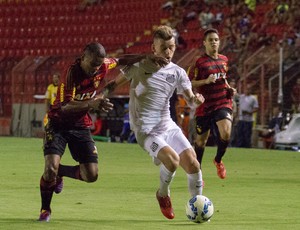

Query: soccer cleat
[[213, 159, 226, 179], [38, 209, 51, 222], [156, 190, 175, 219], [54, 176, 63, 194]]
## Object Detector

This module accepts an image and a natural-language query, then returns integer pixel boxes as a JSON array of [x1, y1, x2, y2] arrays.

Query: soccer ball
[[185, 195, 214, 223]]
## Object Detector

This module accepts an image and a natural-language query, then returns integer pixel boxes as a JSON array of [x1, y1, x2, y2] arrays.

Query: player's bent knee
[[83, 173, 98, 183], [163, 157, 179, 172], [195, 140, 207, 148], [43, 166, 58, 181]]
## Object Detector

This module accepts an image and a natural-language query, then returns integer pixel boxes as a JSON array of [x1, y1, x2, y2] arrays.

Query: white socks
[[159, 164, 176, 197], [158, 164, 203, 198], [187, 171, 203, 197]]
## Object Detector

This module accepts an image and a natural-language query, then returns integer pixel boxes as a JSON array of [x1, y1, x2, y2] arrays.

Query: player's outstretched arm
[[117, 54, 169, 67], [101, 74, 129, 97]]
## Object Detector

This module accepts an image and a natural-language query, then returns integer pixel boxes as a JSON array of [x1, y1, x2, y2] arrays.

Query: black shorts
[[43, 122, 98, 164], [195, 108, 232, 135]]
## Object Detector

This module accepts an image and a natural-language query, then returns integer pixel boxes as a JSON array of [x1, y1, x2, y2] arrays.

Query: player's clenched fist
[[193, 93, 205, 106]]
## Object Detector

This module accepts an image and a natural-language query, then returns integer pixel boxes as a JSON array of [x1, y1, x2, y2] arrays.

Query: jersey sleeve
[[187, 63, 198, 81], [120, 63, 139, 81], [104, 58, 118, 70], [45, 85, 51, 99], [59, 66, 76, 105], [177, 68, 192, 94]]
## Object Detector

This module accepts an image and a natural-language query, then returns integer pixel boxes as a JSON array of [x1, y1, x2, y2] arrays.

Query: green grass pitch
[[0, 137, 299, 230]]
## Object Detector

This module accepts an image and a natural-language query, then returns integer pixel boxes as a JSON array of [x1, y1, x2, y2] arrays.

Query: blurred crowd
[[162, 0, 300, 61]]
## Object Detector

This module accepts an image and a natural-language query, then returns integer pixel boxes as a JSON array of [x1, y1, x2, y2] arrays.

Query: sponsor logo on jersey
[[150, 142, 159, 152], [212, 72, 227, 79], [166, 74, 175, 83], [74, 90, 97, 100]]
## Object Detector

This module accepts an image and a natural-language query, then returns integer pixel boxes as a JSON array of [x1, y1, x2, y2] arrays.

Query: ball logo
[[187, 197, 198, 221], [202, 201, 212, 215]]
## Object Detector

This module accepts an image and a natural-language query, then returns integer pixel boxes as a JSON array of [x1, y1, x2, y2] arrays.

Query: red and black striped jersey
[[48, 57, 117, 128], [188, 53, 232, 116]]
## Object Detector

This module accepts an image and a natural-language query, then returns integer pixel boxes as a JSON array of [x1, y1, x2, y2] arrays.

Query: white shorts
[[136, 126, 193, 158]]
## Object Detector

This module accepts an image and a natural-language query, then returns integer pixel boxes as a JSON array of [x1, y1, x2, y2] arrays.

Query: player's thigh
[[143, 133, 178, 161], [213, 108, 233, 140], [216, 119, 232, 140], [43, 122, 67, 157], [157, 146, 180, 172], [195, 116, 211, 146], [142, 132, 180, 171], [68, 129, 98, 164]]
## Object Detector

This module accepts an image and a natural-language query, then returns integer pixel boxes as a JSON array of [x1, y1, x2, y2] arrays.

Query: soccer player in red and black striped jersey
[[188, 28, 236, 180], [38, 42, 168, 222]]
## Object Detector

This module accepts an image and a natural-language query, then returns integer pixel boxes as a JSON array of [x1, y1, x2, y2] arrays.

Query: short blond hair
[[153, 25, 173, 41]]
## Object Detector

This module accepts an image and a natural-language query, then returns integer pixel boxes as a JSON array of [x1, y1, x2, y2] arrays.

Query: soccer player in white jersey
[[105, 25, 205, 220]]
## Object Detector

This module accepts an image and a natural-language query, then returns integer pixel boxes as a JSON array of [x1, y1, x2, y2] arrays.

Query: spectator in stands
[[77, 0, 103, 11], [228, 78, 239, 147], [294, 26, 300, 59], [276, 0, 289, 23], [291, 77, 300, 113], [245, 0, 256, 11], [213, 5, 224, 27], [252, 22, 275, 48], [172, 27, 187, 50], [259, 106, 283, 148], [236, 12, 253, 52], [161, 0, 175, 11], [236, 85, 259, 148], [182, 4, 199, 26], [198, 6, 214, 29]]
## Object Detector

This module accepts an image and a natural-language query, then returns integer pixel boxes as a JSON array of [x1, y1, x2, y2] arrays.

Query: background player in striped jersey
[[38, 42, 167, 222], [104, 25, 205, 220], [188, 28, 236, 180]]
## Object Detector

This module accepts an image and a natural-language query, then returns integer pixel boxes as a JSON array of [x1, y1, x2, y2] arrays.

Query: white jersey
[[123, 61, 191, 134]]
